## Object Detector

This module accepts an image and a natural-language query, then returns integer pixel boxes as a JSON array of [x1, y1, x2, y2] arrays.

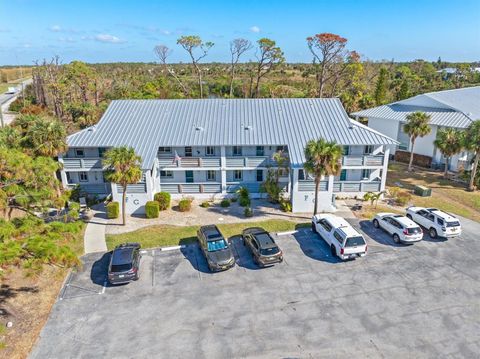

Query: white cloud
[[250, 26, 260, 33], [94, 34, 125, 44], [50, 25, 62, 32], [59, 37, 76, 43]]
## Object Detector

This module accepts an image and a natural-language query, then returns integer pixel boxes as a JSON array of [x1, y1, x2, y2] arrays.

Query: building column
[[145, 170, 154, 200], [380, 147, 390, 192], [220, 146, 227, 195], [327, 174, 335, 209]]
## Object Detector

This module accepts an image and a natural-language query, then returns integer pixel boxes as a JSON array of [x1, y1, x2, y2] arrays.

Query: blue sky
[[0, 0, 479, 65]]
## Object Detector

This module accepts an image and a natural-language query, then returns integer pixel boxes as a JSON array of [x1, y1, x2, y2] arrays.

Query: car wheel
[[429, 228, 437, 239], [393, 234, 400, 244], [373, 219, 380, 228], [330, 244, 337, 257], [311, 223, 317, 233]]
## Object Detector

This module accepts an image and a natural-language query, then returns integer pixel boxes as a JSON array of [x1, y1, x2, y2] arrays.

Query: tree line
[[8, 32, 478, 135]]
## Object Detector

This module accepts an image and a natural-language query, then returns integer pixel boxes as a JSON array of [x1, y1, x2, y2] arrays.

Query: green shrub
[[220, 199, 231, 207], [178, 198, 192, 212], [244, 207, 253, 217], [280, 200, 292, 212], [395, 191, 412, 206], [68, 202, 80, 220], [200, 201, 210, 208], [0, 219, 15, 241], [0, 240, 24, 265], [388, 186, 401, 198], [48, 221, 83, 234], [106, 202, 120, 219], [230, 196, 238, 203], [145, 201, 160, 218], [154, 192, 171, 210], [239, 196, 250, 207]]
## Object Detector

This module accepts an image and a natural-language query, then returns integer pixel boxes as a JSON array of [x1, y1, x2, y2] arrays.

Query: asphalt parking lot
[[30, 217, 480, 359]]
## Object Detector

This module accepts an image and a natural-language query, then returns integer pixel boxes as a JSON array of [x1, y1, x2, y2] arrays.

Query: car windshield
[[207, 239, 228, 252], [111, 263, 132, 272], [446, 221, 460, 227], [407, 227, 422, 234], [345, 236, 366, 247], [260, 247, 280, 256]]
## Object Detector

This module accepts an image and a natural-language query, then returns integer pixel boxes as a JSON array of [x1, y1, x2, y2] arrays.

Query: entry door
[[185, 170, 194, 183]]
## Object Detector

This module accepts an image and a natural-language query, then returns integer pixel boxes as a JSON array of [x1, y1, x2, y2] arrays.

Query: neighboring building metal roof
[[351, 86, 480, 129], [68, 98, 397, 169], [351, 104, 472, 128]]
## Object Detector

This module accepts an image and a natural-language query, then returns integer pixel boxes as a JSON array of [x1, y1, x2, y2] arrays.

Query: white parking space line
[[101, 280, 107, 294]]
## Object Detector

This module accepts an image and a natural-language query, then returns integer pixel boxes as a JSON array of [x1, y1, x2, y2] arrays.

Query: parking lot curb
[[159, 245, 186, 252]]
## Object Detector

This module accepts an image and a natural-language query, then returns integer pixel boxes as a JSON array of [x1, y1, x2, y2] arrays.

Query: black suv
[[108, 243, 141, 284], [242, 227, 283, 267], [197, 225, 235, 272]]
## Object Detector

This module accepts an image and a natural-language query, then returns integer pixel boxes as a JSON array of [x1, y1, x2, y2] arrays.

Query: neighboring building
[[352, 86, 480, 171], [60, 98, 396, 214]]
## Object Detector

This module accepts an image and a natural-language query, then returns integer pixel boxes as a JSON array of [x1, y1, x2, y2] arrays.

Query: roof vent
[[244, 125, 253, 131], [195, 126, 204, 131], [87, 126, 96, 132]]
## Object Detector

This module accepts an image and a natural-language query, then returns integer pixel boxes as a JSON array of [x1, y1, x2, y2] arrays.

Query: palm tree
[[464, 120, 480, 191], [26, 117, 67, 197], [433, 128, 464, 178], [403, 111, 431, 171], [303, 139, 343, 215], [103, 147, 142, 225]]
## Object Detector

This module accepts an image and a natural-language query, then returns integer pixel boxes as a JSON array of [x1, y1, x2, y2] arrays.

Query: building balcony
[[67, 183, 111, 194], [160, 182, 222, 194], [333, 181, 381, 192], [342, 155, 384, 167], [116, 183, 147, 194], [62, 157, 103, 170], [297, 180, 329, 192], [157, 156, 285, 169]]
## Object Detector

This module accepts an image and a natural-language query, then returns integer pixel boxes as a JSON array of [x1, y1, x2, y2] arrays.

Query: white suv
[[373, 213, 423, 244], [312, 214, 367, 260], [406, 207, 462, 239]]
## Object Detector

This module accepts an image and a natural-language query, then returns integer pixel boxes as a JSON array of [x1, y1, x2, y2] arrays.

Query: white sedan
[[373, 213, 423, 244]]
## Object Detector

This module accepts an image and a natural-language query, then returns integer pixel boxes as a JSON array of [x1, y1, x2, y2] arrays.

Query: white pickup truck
[[406, 207, 461, 239], [312, 214, 367, 260]]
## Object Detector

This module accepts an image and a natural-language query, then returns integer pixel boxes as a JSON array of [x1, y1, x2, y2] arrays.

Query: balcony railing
[[342, 155, 384, 167], [62, 158, 103, 170], [333, 181, 381, 193], [158, 157, 221, 168], [160, 183, 222, 194], [117, 183, 147, 194], [225, 156, 281, 168], [297, 180, 328, 192], [67, 183, 111, 194]]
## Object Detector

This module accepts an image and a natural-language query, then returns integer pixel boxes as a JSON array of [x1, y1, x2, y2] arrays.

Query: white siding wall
[[158, 170, 221, 183], [367, 118, 400, 154], [409, 125, 437, 157], [65, 147, 100, 158], [67, 170, 105, 184]]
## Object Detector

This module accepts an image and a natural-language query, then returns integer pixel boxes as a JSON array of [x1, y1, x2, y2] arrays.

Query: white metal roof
[[68, 98, 396, 169], [351, 86, 480, 129]]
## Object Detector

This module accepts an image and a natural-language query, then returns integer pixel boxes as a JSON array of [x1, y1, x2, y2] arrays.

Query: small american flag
[[173, 150, 181, 165]]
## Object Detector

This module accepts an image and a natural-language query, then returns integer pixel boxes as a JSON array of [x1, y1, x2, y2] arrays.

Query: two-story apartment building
[[60, 98, 396, 214], [352, 86, 480, 171]]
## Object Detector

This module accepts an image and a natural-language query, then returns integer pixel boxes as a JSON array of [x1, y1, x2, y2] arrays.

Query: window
[[206, 146, 215, 156], [361, 169, 371, 179], [234, 170, 243, 181], [233, 146, 242, 156], [319, 219, 332, 232], [333, 231, 344, 245], [256, 146, 264, 156], [75, 149, 85, 158], [298, 169, 305, 180], [98, 147, 107, 157], [427, 214, 435, 222], [206, 170, 216, 181], [437, 218, 444, 225], [185, 170, 194, 183], [79, 172, 88, 182], [364, 145, 374, 155], [340, 169, 347, 181], [160, 170, 173, 178], [158, 147, 172, 154], [256, 170, 263, 182], [185, 147, 192, 157], [276, 145, 287, 152], [66, 172, 71, 184], [343, 146, 350, 156]]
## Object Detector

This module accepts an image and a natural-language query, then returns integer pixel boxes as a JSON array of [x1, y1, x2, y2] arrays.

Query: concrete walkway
[[83, 204, 108, 254]]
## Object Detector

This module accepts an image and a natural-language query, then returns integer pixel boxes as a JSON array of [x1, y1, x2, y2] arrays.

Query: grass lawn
[[356, 203, 404, 220], [387, 162, 480, 221], [106, 219, 309, 250]]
